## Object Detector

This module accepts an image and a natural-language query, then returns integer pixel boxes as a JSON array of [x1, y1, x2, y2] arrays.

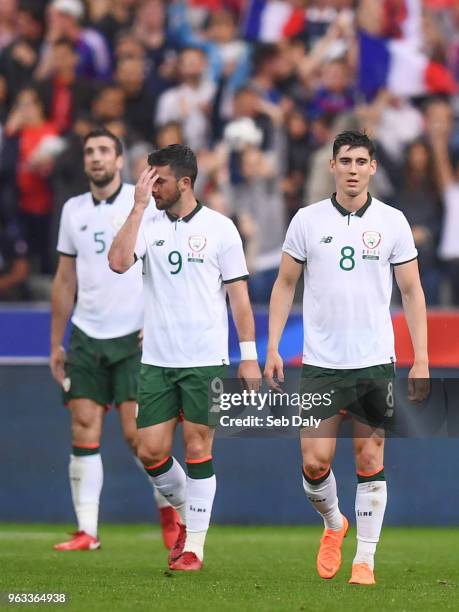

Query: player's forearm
[[267, 278, 295, 351], [50, 279, 76, 350], [401, 286, 429, 365], [108, 205, 144, 273], [228, 286, 256, 342]]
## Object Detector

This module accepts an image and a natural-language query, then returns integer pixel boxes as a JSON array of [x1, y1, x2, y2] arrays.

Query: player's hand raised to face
[[264, 348, 284, 392], [238, 360, 262, 392], [134, 166, 158, 210]]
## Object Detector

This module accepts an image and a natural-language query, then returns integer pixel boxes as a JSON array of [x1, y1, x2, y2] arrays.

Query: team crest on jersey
[[362, 231, 381, 249], [188, 235, 206, 263], [362, 231, 381, 261], [188, 235, 206, 252]]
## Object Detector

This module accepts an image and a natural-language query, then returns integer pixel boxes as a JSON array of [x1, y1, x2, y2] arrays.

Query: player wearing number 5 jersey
[[109, 144, 261, 571], [265, 131, 429, 585], [50, 128, 180, 552]]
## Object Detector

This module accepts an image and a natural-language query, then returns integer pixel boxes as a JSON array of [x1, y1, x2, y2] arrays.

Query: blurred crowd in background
[[1, 0, 459, 305]]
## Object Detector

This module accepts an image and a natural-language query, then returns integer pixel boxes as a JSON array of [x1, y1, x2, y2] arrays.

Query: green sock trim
[[72, 446, 100, 456], [145, 456, 173, 477], [302, 467, 330, 485], [186, 458, 214, 479], [357, 468, 385, 483]]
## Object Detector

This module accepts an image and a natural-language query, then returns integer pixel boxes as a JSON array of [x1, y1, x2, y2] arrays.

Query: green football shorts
[[299, 363, 396, 428], [64, 325, 141, 407], [137, 364, 228, 427]]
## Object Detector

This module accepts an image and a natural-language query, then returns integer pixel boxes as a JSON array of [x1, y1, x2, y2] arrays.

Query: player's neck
[[91, 176, 122, 202], [335, 190, 368, 213], [167, 194, 199, 219]]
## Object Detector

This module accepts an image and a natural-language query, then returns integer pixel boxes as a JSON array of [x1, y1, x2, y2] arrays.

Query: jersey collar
[[166, 202, 203, 223], [331, 192, 372, 217], [92, 183, 123, 206]]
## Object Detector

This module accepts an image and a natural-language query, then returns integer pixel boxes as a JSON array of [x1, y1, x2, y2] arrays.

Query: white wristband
[[239, 341, 258, 361]]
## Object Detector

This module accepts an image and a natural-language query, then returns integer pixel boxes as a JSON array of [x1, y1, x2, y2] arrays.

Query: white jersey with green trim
[[135, 203, 249, 367], [283, 194, 417, 369], [57, 183, 146, 339]]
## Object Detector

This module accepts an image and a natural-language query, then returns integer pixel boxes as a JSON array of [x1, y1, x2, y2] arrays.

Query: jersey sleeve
[[218, 221, 249, 283], [389, 212, 418, 266], [282, 210, 307, 263], [56, 201, 77, 257]]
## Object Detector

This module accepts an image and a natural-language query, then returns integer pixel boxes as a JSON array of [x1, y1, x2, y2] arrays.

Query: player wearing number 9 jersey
[[109, 144, 262, 571], [265, 131, 429, 585], [50, 128, 180, 552]]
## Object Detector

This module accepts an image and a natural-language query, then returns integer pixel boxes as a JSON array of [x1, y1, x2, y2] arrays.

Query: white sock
[[134, 456, 170, 509], [185, 475, 216, 561], [69, 453, 103, 538], [149, 457, 186, 523], [302, 469, 343, 531], [353, 480, 387, 569]]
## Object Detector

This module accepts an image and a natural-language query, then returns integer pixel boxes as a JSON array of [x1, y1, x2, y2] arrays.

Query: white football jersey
[[57, 183, 145, 339], [135, 203, 248, 367], [283, 194, 417, 368]]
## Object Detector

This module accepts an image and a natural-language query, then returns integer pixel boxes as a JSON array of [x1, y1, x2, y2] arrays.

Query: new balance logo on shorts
[[320, 236, 333, 243]]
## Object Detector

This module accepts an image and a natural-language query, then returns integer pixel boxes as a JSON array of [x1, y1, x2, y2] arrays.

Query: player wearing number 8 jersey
[[265, 131, 429, 585], [50, 128, 180, 552], [109, 144, 261, 571]]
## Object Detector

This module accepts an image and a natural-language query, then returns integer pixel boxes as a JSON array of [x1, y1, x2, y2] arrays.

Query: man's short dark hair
[[332, 131, 375, 159], [83, 127, 123, 156], [148, 144, 198, 187]]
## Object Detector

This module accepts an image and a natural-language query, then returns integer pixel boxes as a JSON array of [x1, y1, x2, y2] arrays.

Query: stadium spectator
[[36, 0, 111, 82], [90, 83, 125, 124], [308, 58, 355, 119], [0, 2, 45, 110], [0, 0, 17, 51], [154, 121, 184, 149], [282, 107, 311, 218], [0, 215, 30, 301], [426, 98, 459, 305], [37, 37, 95, 134], [393, 139, 443, 305], [3, 86, 62, 273], [114, 55, 156, 141], [95, 0, 137, 51], [155, 47, 215, 150]]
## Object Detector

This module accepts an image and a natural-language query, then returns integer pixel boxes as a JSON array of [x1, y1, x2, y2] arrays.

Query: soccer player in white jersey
[[50, 128, 180, 551], [109, 144, 261, 571], [265, 131, 429, 585]]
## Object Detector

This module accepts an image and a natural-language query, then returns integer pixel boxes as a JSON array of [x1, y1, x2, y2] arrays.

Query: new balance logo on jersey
[[80, 225, 87, 232], [152, 240, 165, 246], [320, 236, 333, 243]]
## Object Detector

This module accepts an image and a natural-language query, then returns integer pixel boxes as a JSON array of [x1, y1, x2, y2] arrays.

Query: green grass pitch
[[1, 523, 458, 611]]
